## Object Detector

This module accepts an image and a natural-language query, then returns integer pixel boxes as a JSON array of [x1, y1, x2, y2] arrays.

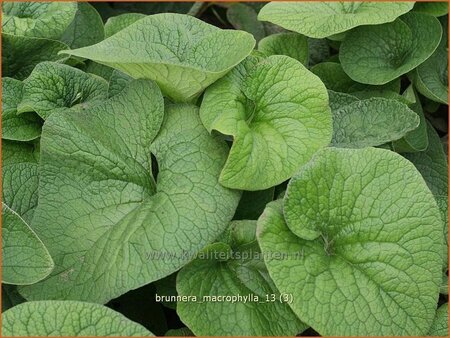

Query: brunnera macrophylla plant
[[1, 1, 448, 337]]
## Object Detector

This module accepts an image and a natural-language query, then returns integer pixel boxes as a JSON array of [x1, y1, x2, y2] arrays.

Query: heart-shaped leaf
[[61, 13, 256, 102]]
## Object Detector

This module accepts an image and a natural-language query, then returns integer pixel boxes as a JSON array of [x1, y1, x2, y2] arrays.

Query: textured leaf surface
[[2, 33, 69, 80], [340, 12, 442, 85], [61, 13, 255, 102], [2, 203, 54, 285], [258, 2, 414, 38], [104, 13, 146, 38], [2, 301, 153, 336], [20, 81, 239, 303], [2, 77, 42, 141], [392, 90, 428, 153], [177, 221, 307, 336], [429, 303, 448, 336], [411, 20, 448, 104], [108, 70, 133, 97], [258, 147, 443, 336], [2, 2, 77, 39], [331, 97, 419, 148], [258, 32, 308, 65], [18, 62, 108, 119], [200, 55, 332, 190], [61, 3, 104, 49], [404, 122, 448, 268], [2, 140, 40, 224]]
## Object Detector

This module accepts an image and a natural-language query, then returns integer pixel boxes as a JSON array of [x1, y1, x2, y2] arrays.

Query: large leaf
[[2, 301, 153, 336], [258, 32, 308, 65], [61, 13, 255, 102], [200, 55, 332, 190], [340, 12, 442, 85], [17, 62, 108, 120], [61, 3, 104, 49], [258, 2, 414, 38], [429, 303, 448, 336], [177, 221, 307, 336], [2, 33, 69, 80], [258, 147, 443, 336], [19, 80, 240, 303], [2, 77, 42, 141], [331, 97, 419, 148], [2, 2, 77, 39], [2, 203, 54, 285]]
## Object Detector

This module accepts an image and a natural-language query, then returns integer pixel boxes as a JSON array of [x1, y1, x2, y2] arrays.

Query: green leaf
[[311, 62, 401, 93], [227, 3, 265, 42], [258, 32, 308, 65], [258, 147, 443, 336], [19, 80, 240, 303], [177, 221, 307, 336], [2, 77, 42, 141], [414, 2, 448, 17], [61, 13, 256, 102], [2, 301, 153, 336], [233, 187, 275, 220], [2, 140, 40, 224], [2, 33, 69, 80], [2, 203, 54, 285], [2, 2, 77, 39], [61, 3, 104, 49], [404, 122, 448, 269], [258, 2, 414, 38], [200, 55, 332, 190], [108, 70, 133, 97], [429, 303, 448, 336], [410, 21, 448, 105], [340, 12, 442, 85], [392, 89, 429, 153], [331, 97, 420, 148], [17, 62, 108, 120], [104, 13, 146, 38]]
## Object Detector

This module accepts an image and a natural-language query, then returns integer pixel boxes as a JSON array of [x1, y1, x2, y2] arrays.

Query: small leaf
[[340, 12, 442, 85], [258, 2, 414, 38], [17, 62, 108, 119], [331, 97, 420, 148], [2, 203, 54, 285], [2, 77, 42, 141], [2, 301, 153, 336], [2, 33, 69, 80], [258, 32, 308, 65], [2, 2, 77, 39], [227, 3, 265, 42], [200, 55, 332, 190], [61, 13, 256, 102], [177, 220, 307, 336], [61, 3, 104, 49], [104, 13, 146, 38]]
